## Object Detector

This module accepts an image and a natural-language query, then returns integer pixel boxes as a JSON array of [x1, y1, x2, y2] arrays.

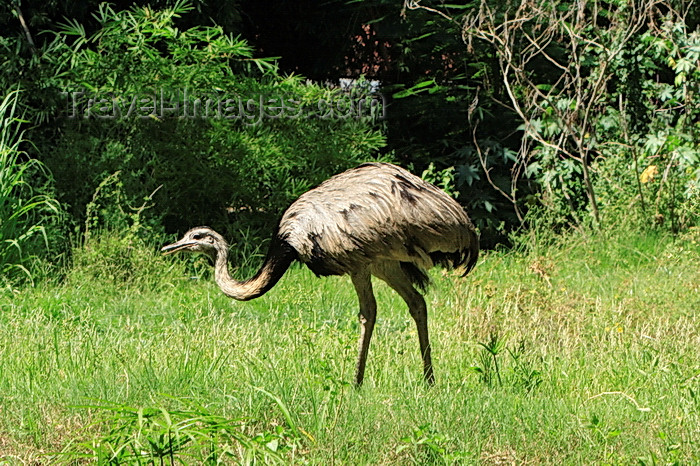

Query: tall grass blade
[[0, 88, 59, 285]]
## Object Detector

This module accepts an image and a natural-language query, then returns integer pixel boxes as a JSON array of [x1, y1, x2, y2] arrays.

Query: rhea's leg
[[373, 262, 434, 385], [351, 269, 377, 386]]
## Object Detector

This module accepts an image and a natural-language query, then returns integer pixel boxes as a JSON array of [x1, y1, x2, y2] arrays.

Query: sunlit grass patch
[[0, 229, 697, 464]]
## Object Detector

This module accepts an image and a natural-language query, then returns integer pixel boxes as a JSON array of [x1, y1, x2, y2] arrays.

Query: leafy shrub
[[69, 230, 173, 290], [594, 137, 699, 232], [0, 89, 59, 285], [66, 172, 186, 291], [409, 0, 699, 235], [528, 6, 700, 233], [37, 1, 386, 251]]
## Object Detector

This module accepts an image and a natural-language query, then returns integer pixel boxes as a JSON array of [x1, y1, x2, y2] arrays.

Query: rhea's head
[[161, 227, 227, 259]]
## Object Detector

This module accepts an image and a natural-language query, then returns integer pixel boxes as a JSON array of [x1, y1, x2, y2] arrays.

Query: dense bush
[[403, 0, 699, 235], [0, 0, 697, 282], [29, 2, 386, 250], [522, 4, 700, 232]]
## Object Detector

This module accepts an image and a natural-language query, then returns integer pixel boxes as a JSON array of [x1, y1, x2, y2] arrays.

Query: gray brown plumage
[[162, 162, 479, 385]]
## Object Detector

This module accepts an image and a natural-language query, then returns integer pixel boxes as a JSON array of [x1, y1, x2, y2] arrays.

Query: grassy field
[[0, 229, 698, 464]]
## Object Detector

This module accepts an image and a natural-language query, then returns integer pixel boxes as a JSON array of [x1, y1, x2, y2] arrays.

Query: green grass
[[0, 229, 698, 464], [0, 89, 59, 285]]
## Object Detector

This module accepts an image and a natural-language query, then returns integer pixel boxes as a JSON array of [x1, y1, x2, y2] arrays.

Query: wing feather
[[277, 163, 478, 276]]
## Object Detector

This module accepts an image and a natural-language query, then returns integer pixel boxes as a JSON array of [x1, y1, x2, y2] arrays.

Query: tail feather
[[428, 229, 479, 276], [461, 229, 480, 276], [400, 261, 431, 291]]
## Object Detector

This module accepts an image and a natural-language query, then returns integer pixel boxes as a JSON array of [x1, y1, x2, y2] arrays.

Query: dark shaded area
[[0, 0, 526, 248], [2, 0, 696, 252], [233, 0, 529, 246]]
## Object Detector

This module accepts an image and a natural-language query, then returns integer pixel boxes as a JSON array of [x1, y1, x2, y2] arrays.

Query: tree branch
[[14, 4, 37, 54]]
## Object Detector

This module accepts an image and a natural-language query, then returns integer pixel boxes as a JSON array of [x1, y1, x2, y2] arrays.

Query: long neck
[[213, 238, 295, 301]]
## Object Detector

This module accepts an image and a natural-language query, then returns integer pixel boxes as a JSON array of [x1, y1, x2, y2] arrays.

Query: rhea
[[162, 162, 479, 385]]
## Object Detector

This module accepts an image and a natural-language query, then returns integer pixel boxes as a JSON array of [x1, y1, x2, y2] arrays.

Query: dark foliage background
[[0, 0, 697, 282]]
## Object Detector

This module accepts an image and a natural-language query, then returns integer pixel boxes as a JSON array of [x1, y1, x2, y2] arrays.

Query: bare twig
[[407, 0, 671, 229], [14, 4, 37, 54], [404, 0, 457, 23]]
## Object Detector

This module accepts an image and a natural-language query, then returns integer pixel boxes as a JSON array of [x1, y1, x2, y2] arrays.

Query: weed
[[56, 398, 287, 464], [476, 332, 507, 387], [471, 333, 542, 392], [507, 341, 543, 393], [396, 424, 471, 464]]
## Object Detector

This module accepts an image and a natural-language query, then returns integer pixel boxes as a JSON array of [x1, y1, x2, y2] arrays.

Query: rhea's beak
[[161, 239, 195, 255]]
